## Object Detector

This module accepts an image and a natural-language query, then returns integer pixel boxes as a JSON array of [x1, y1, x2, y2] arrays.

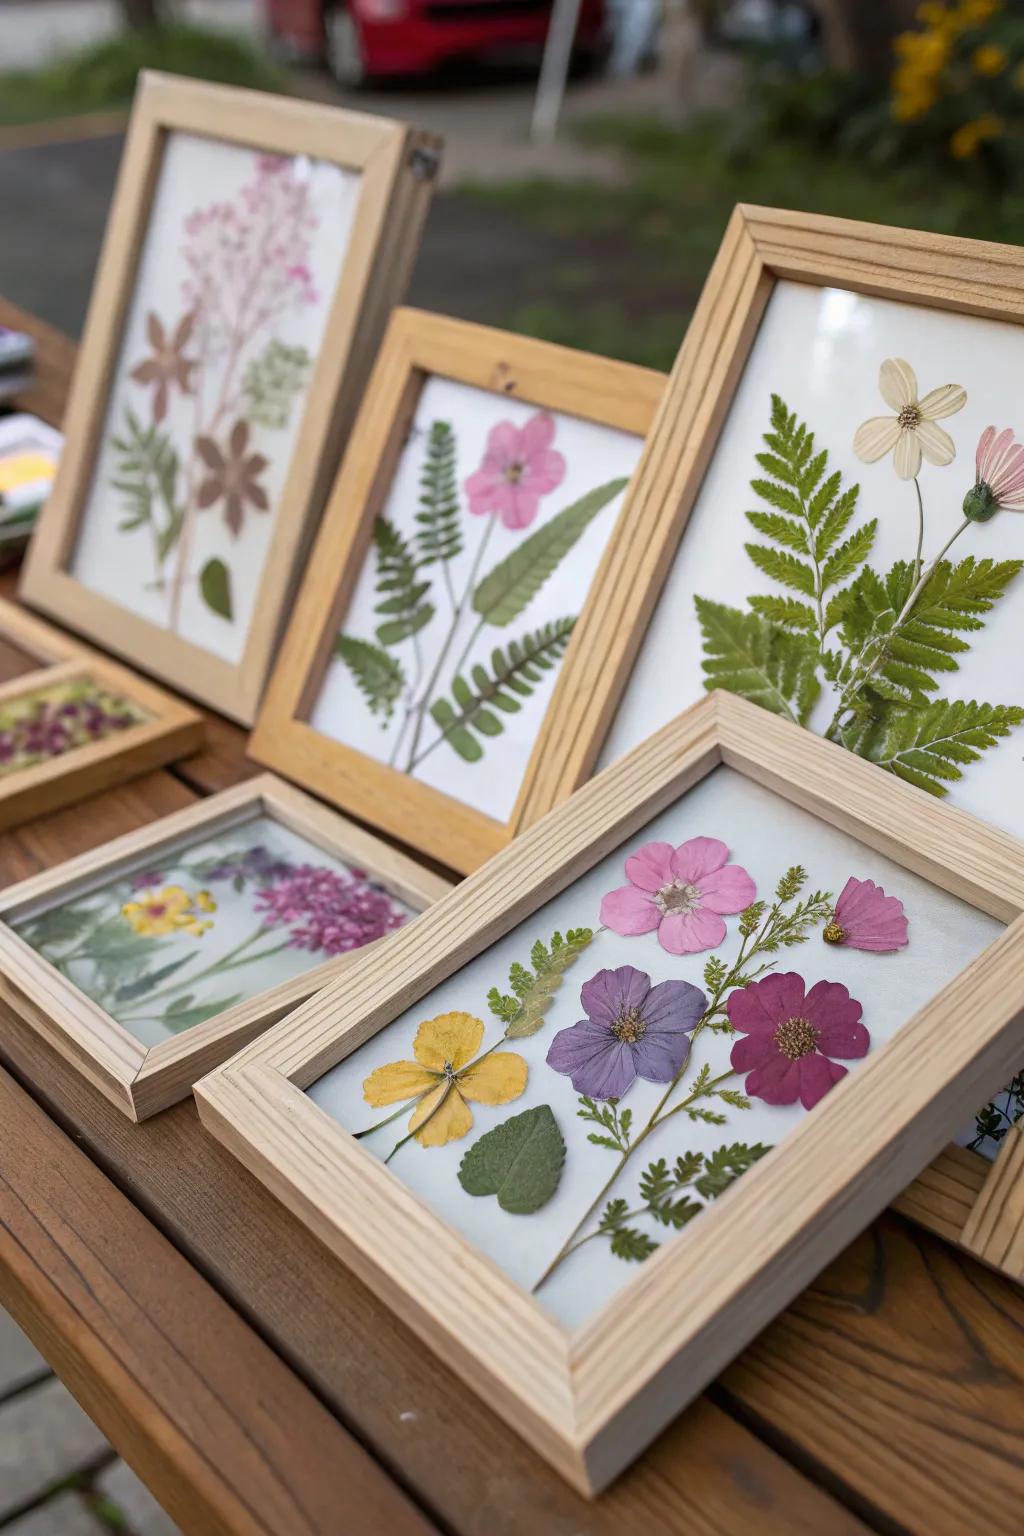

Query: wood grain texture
[[960, 1126, 1024, 1279], [198, 692, 1024, 1492], [19, 74, 441, 723], [0, 1003, 874, 1536], [0, 1063, 438, 1536], [250, 306, 666, 874]]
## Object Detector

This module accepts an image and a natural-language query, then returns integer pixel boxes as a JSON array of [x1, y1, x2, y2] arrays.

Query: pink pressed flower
[[254, 865, 406, 955], [600, 836, 756, 955], [823, 877, 908, 953], [463, 412, 566, 530], [728, 972, 869, 1111], [964, 426, 1024, 520]]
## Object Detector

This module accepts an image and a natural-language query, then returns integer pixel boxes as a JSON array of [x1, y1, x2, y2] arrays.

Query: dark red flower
[[727, 971, 869, 1111]]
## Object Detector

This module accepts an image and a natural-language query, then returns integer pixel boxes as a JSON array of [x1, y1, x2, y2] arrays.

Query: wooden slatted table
[[1, 298, 1022, 1536]]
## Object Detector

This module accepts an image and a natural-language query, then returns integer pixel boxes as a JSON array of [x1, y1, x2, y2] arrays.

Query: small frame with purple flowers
[[0, 772, 451, 1119], [195, 690, 1024, 1495], [0, 596, 201, 830]]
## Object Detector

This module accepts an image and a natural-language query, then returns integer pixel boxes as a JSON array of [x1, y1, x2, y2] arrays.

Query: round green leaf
[[458, 1105, 566, 1214]]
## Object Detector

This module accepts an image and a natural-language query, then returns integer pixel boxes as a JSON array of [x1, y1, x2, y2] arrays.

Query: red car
[[267, 0, 607, 86]]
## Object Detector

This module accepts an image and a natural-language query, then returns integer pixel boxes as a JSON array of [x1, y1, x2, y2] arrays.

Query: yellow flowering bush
[[889, 0, 1024, 170]]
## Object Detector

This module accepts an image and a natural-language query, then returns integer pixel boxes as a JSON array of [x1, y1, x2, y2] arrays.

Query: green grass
[[0, 24, 285, 126], [462, 111, 1024, 370]]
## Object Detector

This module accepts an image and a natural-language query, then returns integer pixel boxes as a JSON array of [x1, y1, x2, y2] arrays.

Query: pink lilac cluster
[[0, 693, 138, 775], [253, 864, 406, 955], [181, 153, 319, 350]]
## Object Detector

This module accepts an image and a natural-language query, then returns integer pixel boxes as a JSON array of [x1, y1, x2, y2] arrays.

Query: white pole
[[531, 0, 585, 143]]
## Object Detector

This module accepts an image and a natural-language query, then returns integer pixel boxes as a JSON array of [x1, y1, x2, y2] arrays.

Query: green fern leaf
[[472, 479, 625, 626], [428, 617, 576, 761], [414, 420, 463, 567], [859, 699, 1024, 797], [372, 517, 435, 646], [111, 407, 181, 557], [745, 543, 817, 598], [695, 598, 820, 725], [747, 595, 818, 631], [821, 520, 878, 587], [334, 635, 405, 722], [746, 509, 808, 553]]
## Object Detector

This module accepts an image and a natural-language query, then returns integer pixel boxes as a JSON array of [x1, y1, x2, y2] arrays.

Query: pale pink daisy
[[600, 836, 756, 955], [964, 426, 1024, 521], [823, 877, 908, 953], [464, 412, 566, 530]]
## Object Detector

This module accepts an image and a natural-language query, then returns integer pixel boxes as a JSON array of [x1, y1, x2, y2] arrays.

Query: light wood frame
[[249, 306, 666, 874], [20, 71, 442, 724], [195, 691, 1024, 1495], [527, 205, 1024, 1286], [0, 597, 201, 827], [0, 772, 452, 1120]]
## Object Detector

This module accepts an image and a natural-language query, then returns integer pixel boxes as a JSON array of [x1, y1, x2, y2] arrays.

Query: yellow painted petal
[[893, 428, 923, 480], [457, 1050, 528, 1106], [409, 1083, 473, 1147], [853, 416, 899, 464], [879, 358, 917, 411], [362, 1059, 437, 1107], [412, 1011, 484, 1073], [916, 418, 956, 467], [919, 383, 966, 421]]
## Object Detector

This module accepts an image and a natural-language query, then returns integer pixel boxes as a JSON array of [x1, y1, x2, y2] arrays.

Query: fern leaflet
[[847, 698, 1024, 797], [414, 420, 462, 569], [372, 517, 435, 647], [427, 617, 575, 762], [334, 635, 405, 722], [695, 598, 820, 725]]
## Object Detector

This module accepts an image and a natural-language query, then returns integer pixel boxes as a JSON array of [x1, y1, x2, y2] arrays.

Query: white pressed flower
[[853, 358, 966, 480]]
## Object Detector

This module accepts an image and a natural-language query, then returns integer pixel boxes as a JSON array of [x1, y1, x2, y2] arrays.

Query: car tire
[[324, 5, 367, 89]]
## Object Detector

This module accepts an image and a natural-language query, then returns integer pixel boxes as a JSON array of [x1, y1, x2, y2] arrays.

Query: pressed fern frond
[[372, 516, 435, 647], [110, 406, 181, 559], [334, 635, 405, 723], [851, 698, 1024, 797], [745, 394, 870, 645], [695, 598, 820, 725], [427, 617, 576, 761], [414, 420, 462, 568]]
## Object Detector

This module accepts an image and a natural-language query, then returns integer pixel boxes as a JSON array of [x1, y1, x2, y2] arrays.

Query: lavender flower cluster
[[253, 863, 407, 955], [0, 684, 141, 777]]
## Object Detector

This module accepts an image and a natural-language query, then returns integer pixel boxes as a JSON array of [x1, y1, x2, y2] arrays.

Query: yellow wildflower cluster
[[121, 885, 216, 939], [890, 0, 1018, 158]]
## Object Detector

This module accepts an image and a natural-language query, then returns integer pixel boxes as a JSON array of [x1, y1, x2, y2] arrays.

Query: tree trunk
[[118, 0, 163, 28], [811, 0, 919, 74]]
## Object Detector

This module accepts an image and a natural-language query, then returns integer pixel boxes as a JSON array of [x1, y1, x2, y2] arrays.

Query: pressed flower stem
[[912, 477, 925, 586], [824, 515, 973, 741], [111, 925, 283, 1015]]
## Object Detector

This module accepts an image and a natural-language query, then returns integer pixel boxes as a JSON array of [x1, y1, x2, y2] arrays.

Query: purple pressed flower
[[130, 867, 166, 891], [254, 865, 406, 955], [546, 965, 707, 1101], [203, 844, 296, 888]]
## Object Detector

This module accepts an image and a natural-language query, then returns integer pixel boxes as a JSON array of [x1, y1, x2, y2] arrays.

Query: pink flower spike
[[600, 835, 755, 956], [463, 411, 567, 530], [824, 876, 909, 953]]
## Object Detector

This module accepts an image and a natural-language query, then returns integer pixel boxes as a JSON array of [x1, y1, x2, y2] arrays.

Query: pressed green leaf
[[472, 478, 626, 626], [334, 635, 405, 722], [19, 904, 95, 948], [428, 697, 483, 762], [413, 420, 463, 567], [745, 542, 817, 598], [745, 509, 808, 553], [372, 517, 433, 647], [610, 1226, 659, 1262], [747, 594, 817, 632], [694, 1142, 772, 1199], [488, 926, 594, 1038], [427, 618, 576, 762], [114, 955, 193, 1003], [199, 558, 232, 620], [860, 698, 1024, 798], [162, 995, 243, 1033], [820, 519, 877, 587], [458, 1105, 566, 1214], [695, 598, 820, 725], [375, 606, 434, 646]]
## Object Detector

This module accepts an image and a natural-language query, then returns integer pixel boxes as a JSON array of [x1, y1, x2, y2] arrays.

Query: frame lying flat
[[0, 772, 451, 1119], [195, 692, 1024, 1494]]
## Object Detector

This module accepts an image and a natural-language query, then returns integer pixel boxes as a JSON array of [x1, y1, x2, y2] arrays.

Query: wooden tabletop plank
[[0, 1063, 438, 1536]]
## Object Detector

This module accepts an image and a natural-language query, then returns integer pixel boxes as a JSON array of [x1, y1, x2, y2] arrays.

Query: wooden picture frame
[[249, 307, 666, 874], [195, 691, 1024, 1494], [0, 772, 451, 1120], [527, 206, 1024, 1285], [20, 72, 441, 724], [0, 596, 201, 828]]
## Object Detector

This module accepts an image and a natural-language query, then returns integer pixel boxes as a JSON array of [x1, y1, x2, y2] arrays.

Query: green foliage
[[334, 635, 405, 724], [850, 698, 1024, 798], [694, 1142, 771, 1199], [199, 557, 232, 621], [19, 904, 94, 949], [745, 394, 870, 643], [969, 1071, 1024, 1153], [578, 1096, 633, 1154], [428, 617, 576, 761], [114, 955, 192, 1003], [414, 421, 462, 567], [596, 1142, 773, 1264], [110, 406, 181, 559], [458, 1105, 566, 1214], [695, 597, 820, 725], [372, 517, 435, 647], [162, 994, 242, 1033], [487, 927, 595, 1039], [471, 479, 626, 626], [242, 340, 310, 430]]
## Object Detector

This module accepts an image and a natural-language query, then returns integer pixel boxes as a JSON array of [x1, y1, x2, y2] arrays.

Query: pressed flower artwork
[[0, 678, 147, 778], [309, 375, 644, 823], [310, 767, 1002, 1328], [72, 133, 361, 663], [15, 814, 412, 1048]]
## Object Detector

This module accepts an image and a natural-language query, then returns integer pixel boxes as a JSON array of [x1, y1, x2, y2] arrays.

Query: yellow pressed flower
[[121, 885, 216, 939], [973, 42, 1008, 75], [363, 1012, 527, 1148], [854, 358, 966, 480], [950, 112, 1005, 158]]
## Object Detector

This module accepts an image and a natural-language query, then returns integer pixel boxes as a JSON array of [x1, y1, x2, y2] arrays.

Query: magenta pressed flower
[[545, 964, 707, 1100], [254, 865, 406, 955], [463, 412, 566, 530], [823, 877, 908, 953], [964, 426, 1024, 521], [728, 972, 868, 1111], [600, 836, 756, 955]]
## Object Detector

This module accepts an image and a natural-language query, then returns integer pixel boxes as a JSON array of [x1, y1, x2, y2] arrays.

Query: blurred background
[[0, 0, 1022, 368]]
